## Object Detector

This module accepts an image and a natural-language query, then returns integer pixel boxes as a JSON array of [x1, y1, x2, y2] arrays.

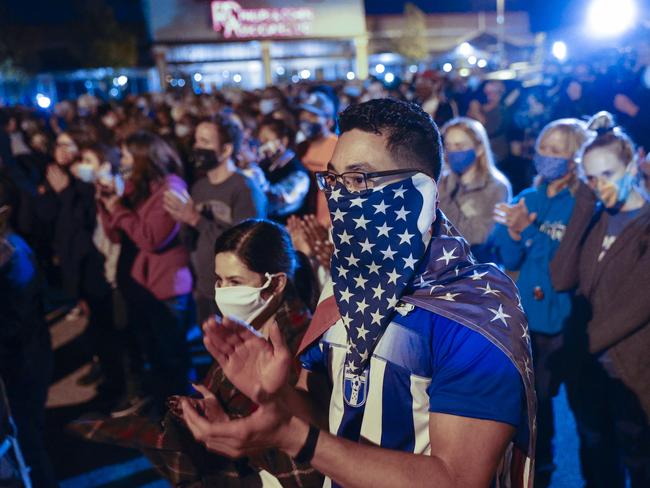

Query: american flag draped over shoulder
[[300, 210, 537, 488]]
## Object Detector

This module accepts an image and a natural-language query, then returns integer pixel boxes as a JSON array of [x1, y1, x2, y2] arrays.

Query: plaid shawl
[[298, 210, 537, 488], [69, 299, 324, 488]]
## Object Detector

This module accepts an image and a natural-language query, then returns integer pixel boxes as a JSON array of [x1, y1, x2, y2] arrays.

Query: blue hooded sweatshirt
[[491, 183, 575, 335]]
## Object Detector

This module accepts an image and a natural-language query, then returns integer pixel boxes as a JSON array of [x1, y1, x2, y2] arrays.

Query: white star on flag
[[339, 287, 353, 303], [429, 284, 444, 293], [395, 206, 411, 221], [488, 304, 511, 327], [470, 270, 488, 281], [337, 266, 349, 279], [339, 230, 353, 245], [520, 323, 531, 346], [478, 283, 501, 296], [353, 275, 368, 289], [359, 238, 375, 254], [345, 253, 360, 267], [341, 313, 352, 326], [367, 261, 381, 275], [386, 294, 399, 308], [346, 360, 357, 372], [356, 298, 369, 315], [356, 324, 369, 340], [376, 222, 393, 238], [443, 220, 453, 234], [370, 309, 383, 325], [397, 229, 414, 245], [403, 253, 418, 269], [524, 358, 533, 379], [332, 208, 347, 222], [350, 196, 366, 208], [329, 188, 342, 201], [358, 349, 369, 362], [417, 276, 433, 288], [393, 185, 407, 199], [386, 269, 400, 285], [435, 292, 461, 301], [373, 200, 389, 214], [380, 246, 397, 260], [353, 215, 370, 229], [436, 246, 458, 265], [372, 283, 385, 299]]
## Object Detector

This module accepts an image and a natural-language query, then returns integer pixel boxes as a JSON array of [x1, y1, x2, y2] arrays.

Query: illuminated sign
[[211, 1, 315, 39]]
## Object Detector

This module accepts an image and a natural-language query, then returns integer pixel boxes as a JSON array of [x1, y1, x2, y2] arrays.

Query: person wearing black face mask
[[297, 92, 338, 227], [164, 116, 267, 324]]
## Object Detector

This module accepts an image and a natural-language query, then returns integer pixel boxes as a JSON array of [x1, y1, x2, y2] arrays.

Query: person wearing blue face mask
[[491, 118, 588, 488], [438, 117, 512, 262], [551, 112, 650, 488]]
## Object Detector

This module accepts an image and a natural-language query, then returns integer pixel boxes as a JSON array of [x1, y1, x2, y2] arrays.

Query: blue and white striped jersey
[[300, 305, 525, 469]]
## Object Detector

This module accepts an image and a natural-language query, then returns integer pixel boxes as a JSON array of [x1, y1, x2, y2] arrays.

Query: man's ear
[[220, 143, 234, 161]]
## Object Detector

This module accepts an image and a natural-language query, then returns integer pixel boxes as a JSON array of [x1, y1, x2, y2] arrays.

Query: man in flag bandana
[[181, 99, 536, 488]]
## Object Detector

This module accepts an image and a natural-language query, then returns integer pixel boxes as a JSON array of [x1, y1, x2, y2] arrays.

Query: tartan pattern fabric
[[69, 299, 323, 488]]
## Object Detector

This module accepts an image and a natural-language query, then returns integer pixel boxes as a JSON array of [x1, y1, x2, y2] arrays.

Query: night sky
[[5, 0, 594, 32]]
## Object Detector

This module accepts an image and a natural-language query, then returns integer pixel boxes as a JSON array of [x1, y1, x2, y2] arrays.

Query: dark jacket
[[550, 182, 650, 418], [35, 169, 109, 299]]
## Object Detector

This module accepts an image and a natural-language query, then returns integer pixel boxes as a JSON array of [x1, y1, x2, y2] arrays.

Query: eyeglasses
[[315, 168, 421, 194]]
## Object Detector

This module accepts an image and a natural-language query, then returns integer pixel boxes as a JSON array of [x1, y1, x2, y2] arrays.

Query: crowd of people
[[1, 52, 649, 488]]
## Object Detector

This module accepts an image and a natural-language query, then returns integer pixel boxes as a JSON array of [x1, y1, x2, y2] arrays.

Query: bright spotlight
[[552, 41, 568, 61], [193, 73, 202, 82], [408, 65, 418, 74], [586, 0, 636, 37], [178, 79, 186, 87], [375, 63, 385, 74], [233, 74, 242, 83], [109, 88, 119, 97], [459, 68, 471, 77], [117, 75, 128, 86], [459, 42, 472, 56], [276, 66, 286, 75], [36, 94, 51, 109], [477, 59, 488, 68], [384, 72, 395, 83], [300, 69, 311, 79], [291, 75, 300, 83], [443, 63, 453, 73], [468, 55, 477, 65], [346, 71, 356, 80]]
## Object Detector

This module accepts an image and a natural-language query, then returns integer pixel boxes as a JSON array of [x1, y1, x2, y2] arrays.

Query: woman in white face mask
[[212, 218, 317, 333]]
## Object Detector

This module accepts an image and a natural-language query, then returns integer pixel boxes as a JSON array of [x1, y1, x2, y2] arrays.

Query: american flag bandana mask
[[327, 173, 437, 407]]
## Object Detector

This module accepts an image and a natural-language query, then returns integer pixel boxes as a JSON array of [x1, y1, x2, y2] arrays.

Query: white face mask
[[214, 273, 277, 324]]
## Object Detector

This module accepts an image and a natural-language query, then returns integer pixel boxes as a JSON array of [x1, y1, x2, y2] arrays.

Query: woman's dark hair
[[258, 115, 296, 149], [63, 126, 96, 149], [123, 130, 184, 207], [214, 219, 318, 311]]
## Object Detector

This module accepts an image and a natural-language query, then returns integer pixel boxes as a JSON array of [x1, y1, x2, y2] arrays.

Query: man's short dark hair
[[338, 98, 443, 181]]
